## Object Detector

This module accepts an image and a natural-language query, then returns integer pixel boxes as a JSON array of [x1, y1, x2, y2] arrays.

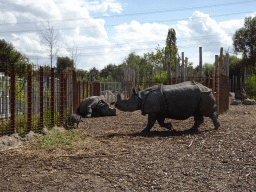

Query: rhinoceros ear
[[117, 93, 121, 100]]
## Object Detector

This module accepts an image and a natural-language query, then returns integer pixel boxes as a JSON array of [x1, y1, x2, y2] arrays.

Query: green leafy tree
[[229, 55, 242, 78], [233, 16, 256, 74], [165, 28, 180, 70], [202, 63, 215, 77], [88, 67, 100, 81], [76, 69, 88, 82], [56, 56, 74, 70], [0, 39, 31, 77], [149, 45, 165, 68]]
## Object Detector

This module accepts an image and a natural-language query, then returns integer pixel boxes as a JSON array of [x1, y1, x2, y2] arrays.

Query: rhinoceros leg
[[140, 113, 157, 134], [211, 112, 220, 130], [157, 115, 173, 131], [190, 114, 204, 132]]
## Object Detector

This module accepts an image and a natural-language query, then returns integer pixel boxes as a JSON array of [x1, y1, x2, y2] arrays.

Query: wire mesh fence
[[0, 64, 90, 136]]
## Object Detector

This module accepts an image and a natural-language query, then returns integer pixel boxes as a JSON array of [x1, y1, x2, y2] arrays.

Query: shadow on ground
[[105, 129, 213, 138]]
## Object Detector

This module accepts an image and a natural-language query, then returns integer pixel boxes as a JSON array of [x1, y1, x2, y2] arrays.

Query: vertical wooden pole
[[235, 76, 237, 92], [175, 57, 177, 84], [164, 48, 167, 71], [244, 67, 247, 89], [182, 52, 184, 82], [250, 74, 252, 99], [39, 67, 44, 130], [60, 72, 64, 125], [132, 69, 136, 87], [232, 75, 234, 92], [185, 57, 188, 82], [137, 68, 139, 88], [168, 54, 171, 85], [51, 68, 55, 127], [143, 69, 146, 89], [212, 68, 215, 95], [10, 66, 16, 134], [27, 67, 32, 132], [152, 67, 154, 86], [199, 47, 202, 83], [215, 55, 219, 114]]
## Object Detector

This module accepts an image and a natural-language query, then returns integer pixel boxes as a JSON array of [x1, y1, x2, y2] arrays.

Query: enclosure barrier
[[122, 47, 229, 114]]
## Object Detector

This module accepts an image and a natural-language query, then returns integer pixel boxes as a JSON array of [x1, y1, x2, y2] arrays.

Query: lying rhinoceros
[[115, 81, 220, 134], [77, 96, 116, 118]]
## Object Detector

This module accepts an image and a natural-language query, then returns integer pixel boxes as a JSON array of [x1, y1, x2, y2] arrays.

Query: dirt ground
[[0, 100, 255, 191]]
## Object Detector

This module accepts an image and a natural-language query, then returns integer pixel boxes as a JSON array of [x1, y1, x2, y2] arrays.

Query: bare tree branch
[[37, 22, 59, 68]]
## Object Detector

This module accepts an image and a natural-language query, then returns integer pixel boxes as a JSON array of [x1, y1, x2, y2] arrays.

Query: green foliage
[[56, 56, 74, 70], [76, 69, 88, 82], [202, 63, 215, 77], [100, 74, 113, 82], [0, 39, 31, 77], [1, 109, 62, 136], [245, 74, 256, 98], [88, 67, 100, 81], [229, 55, 243, 77], [149, 45, 165, 68], [233, 16, 256, 73], [154, 70, 167, 84]]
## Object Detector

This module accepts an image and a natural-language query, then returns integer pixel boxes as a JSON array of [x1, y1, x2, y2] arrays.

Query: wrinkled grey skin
[[235, 87, 247, 101], [77, 96, 116, 118], [68, 114, 82, 127], [115, 81, 220, 134]]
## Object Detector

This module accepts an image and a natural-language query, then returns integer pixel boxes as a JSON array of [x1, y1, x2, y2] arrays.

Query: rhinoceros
[[115, 81, 220, 134], [77, 96, 116, 118]]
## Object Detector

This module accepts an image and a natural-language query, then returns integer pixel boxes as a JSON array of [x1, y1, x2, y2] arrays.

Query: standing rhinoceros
[[115, 81, 220, 134], [77, 96, 116, 118]]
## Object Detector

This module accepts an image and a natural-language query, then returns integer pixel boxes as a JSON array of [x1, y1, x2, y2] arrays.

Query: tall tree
[[38, 22, 59, 68], [233, 16, 256, 74], [165, 28, 180, 69]]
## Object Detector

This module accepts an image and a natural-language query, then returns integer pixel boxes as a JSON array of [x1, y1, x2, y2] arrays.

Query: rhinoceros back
[[161, 81, 202, 118]]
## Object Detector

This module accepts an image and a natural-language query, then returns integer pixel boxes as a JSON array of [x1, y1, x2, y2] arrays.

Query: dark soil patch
[[0, 103, 255, 191]]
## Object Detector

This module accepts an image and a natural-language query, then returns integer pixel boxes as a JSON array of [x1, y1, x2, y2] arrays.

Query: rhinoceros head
[[115, 88, 141, 112]]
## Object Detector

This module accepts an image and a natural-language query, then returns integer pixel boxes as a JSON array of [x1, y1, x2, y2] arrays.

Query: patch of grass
[[30, 129, 82, 148], [220, 109, 229, 114]]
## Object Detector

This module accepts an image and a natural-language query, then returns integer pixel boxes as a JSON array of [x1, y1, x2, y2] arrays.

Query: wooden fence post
[[39, 67, 44, 130], [199, 47, 202, 83], [212, 68, 215, 94], [249, 74, 252, 99], [10, 66, 16, 134], [168, 54, 171, 85], [185, 57, 188, 81], [215, 55, 219, 114], [51, 68, 55, 127], [27, 67, 32, 132], [60, 72, 64, 125], [143, 69, 146, 89], [137, 68, 139, 88], [175, 57, 177, 84], [182, 52, 184, 82]]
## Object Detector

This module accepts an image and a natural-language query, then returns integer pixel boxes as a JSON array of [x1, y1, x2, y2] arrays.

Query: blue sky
[[0, 0, 256, 70]]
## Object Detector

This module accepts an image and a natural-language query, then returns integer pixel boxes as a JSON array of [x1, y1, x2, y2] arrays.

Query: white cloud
[[0, 0, 124, 70], [176, 11, 236, 54], [87, 0, 123, 14], [218, 19, 244, 34]]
